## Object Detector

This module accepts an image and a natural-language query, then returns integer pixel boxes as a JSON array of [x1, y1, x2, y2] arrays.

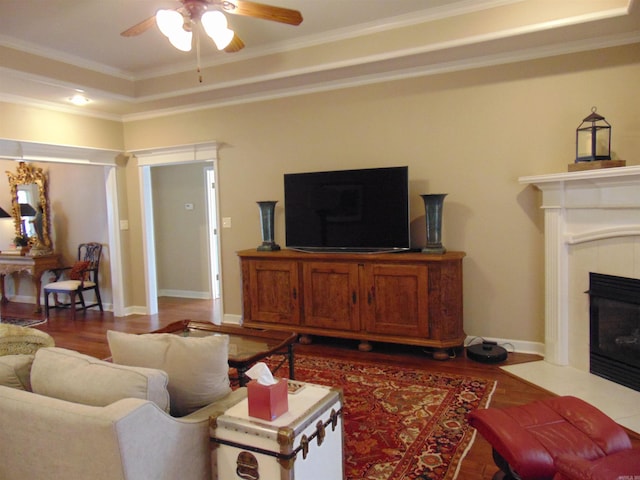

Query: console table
[[238, 249, 466, 359], [0, 253, 62, 313]]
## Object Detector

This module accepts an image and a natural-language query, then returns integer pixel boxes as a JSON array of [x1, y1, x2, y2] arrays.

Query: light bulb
[[69, 93, 90, 106]]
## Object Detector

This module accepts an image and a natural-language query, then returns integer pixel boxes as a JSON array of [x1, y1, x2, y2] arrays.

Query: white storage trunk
[[210, 381, 344, 480]]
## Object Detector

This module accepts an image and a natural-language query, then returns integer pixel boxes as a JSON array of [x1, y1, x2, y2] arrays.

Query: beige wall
[[152, 163, 210, 297], [1, 43, 639, 345], [123, 44, 640, 344], [0, 102, 123, 150]]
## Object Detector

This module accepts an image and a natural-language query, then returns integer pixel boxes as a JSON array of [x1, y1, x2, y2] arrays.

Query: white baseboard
[[222, 313, 242, 326], [158, 289, 211, 299], [121, 305, 148, 316], [465, 335, 544, 356]]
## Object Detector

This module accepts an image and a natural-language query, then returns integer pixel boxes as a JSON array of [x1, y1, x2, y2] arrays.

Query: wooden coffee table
[[152, 320, 297, 387]]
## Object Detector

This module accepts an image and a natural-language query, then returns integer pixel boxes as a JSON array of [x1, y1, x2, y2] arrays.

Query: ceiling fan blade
[[224, 33, 245, 52], [120, 15, 157, 37], [222, 0, 303, 26]]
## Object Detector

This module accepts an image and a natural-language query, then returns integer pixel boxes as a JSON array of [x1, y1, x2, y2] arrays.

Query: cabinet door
[[427, 260, 464, 341], [246, 260, 300, 325], [361, 263, 429, 337], [302, 262, 360, 331]]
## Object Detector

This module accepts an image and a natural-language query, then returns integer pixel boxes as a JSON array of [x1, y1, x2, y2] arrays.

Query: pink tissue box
[[247, 378, 288, 421]]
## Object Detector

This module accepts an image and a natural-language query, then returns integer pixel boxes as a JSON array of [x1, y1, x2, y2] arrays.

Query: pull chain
[[196, 27, 203, 83]]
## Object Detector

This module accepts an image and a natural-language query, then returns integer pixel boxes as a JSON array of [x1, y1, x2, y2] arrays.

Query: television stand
[[238, 249, 465, 359]]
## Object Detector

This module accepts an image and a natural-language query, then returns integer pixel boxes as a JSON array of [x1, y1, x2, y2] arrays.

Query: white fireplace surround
[[520, 165, 640, 368], [504, 165, 640, 434]]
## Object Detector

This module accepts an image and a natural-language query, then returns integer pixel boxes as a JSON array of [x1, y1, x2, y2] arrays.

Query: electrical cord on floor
[[465, 336, 486, 348], [500, 342, 515, 353]]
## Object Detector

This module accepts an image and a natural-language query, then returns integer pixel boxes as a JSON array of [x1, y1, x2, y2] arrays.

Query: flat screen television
[[284, 166, 410, 253]]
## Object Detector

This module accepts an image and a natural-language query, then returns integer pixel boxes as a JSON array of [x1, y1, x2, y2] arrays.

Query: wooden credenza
[[0, 252, 62, 313], [238, 249, 465, 359]]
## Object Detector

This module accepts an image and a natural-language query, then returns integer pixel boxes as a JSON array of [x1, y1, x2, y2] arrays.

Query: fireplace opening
[[589, 272, 640, 392]]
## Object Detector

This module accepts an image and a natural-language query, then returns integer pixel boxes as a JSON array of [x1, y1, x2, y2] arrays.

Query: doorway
[[136, 142, 221, 318]]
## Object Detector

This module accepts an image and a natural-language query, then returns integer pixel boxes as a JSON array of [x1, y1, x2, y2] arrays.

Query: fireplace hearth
[[589, 272, 640, 392]]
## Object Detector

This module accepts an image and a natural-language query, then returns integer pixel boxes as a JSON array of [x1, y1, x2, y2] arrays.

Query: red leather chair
[[553, 448, 640, 480], [467, 396, 633, 480]]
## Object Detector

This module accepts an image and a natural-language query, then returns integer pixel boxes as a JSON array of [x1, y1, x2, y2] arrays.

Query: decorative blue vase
[[420, 194, 447, 254], [257, 201, 280, 251]]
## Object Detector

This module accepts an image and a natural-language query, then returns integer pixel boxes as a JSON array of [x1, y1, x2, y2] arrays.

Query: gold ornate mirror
[[6, 162, 52, 253]]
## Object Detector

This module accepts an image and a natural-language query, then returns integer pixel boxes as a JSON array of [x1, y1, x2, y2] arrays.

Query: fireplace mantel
[[519, 165, 640, 366], [520, 165, 640, 210]]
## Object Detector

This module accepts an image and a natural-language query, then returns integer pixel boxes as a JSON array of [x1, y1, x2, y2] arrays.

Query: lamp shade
[[156, 9, 192, 52], [168, 29, 193, 51], [201, 11, 234, 50], [156, 9, 183, 37]]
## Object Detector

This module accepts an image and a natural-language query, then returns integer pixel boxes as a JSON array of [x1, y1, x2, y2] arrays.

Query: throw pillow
[[0, 354, 34, 391], [0, 323, 55, 356], [69, 260, 91, 280], [30, 347, 170, 412], [107, 330, 231, 416]]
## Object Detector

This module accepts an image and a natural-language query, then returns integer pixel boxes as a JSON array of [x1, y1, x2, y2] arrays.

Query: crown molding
[[0, 138, 122, 165]]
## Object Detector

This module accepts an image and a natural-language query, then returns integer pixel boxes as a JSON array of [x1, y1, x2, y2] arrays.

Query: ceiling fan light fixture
[[201, 11, 234, 50], [69, 93, 90, 106], [169, 29, 193, 51], [201, 10, 227, 31], [156, 9, 192, 51], [156, 9, 184, 38], [211, 27, 234, 50]]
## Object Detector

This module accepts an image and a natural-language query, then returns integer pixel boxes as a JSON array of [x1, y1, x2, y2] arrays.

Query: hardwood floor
[[6, 297, 638, 479]]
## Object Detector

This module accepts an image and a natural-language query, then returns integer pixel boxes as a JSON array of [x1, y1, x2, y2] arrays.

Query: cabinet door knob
[[352, 291, 357, 304], [292, 288, 297, 300]]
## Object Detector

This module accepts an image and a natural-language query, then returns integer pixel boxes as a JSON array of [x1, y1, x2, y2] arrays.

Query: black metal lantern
[[575, 107, 611, 162]]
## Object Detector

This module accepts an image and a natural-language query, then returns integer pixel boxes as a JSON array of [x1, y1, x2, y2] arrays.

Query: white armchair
[[1, 388, 208, 480], [0, 383, 248, 480]]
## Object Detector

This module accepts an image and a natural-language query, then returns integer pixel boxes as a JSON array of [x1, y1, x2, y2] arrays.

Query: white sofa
[[0, 343, 246, 480]]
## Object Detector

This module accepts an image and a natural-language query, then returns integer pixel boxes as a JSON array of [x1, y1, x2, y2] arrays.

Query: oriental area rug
[[265, 353, 496, 480]]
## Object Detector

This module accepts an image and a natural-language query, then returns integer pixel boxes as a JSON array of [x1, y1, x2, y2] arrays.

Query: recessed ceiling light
[[69, 93, 90, 106]]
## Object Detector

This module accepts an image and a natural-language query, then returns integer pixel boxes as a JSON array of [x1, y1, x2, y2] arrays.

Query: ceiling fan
[[121, 0, 303, 54]]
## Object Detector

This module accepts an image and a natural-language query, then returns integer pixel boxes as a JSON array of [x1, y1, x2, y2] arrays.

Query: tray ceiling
[[0, 0, 638, 120]]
